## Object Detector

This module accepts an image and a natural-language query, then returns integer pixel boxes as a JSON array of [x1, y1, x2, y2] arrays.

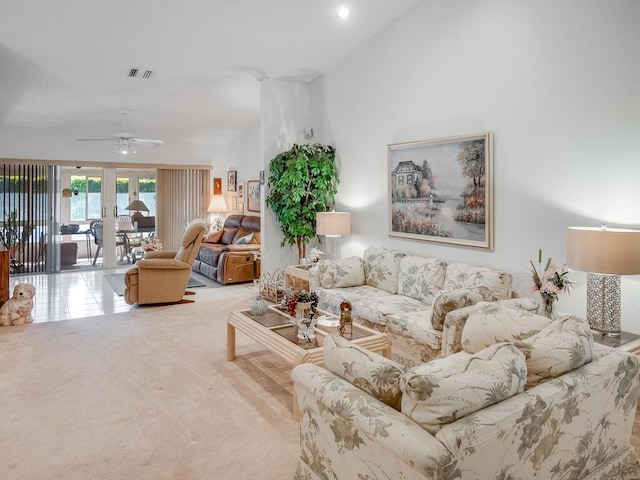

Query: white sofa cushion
[[318, 256, 365, 289], [400, 343, 527, 434], [515, 315, 593, 388], [323, 333, 406, 410], [443, 263, 513, 300], [363, 247, 404, 294], [461, 303, 552, 353], [397, 255, 446, 304]]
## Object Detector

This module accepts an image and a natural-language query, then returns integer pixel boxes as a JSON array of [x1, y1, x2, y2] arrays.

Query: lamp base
[[324, 236, 343, 260], [586, 272, 621, 337]]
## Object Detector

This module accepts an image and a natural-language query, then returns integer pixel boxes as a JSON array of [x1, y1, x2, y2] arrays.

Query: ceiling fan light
[[113, 142, 136, 156]]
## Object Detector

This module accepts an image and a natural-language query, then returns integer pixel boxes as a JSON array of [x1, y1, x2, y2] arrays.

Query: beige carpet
[[0, 290, 298, 480], [3, 294, 640, 480]]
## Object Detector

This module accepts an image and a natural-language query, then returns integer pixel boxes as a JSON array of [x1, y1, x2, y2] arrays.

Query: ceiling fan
[[76, 110, 163, 155]]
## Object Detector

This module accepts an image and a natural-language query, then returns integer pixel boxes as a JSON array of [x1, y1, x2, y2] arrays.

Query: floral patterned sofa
[[310, 247, 538, 366], [292, 309, 640, 480]]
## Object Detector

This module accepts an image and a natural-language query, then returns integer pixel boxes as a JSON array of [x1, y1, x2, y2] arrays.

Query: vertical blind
[[1, 164, 55, 274], [156, 169, 209, 250]]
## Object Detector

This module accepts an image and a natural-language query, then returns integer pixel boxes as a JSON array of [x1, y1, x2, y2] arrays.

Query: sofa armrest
[[216, 250, 258, 284], [134, 258, 192, 270], [224, 244, 260, 253], [144, 251, 176, 260], [431, 286, 493, 331], [440, 298, 541, 357], [292, 364, 449, 479]]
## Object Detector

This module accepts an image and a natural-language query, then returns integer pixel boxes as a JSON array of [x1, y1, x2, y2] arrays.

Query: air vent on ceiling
[[128, 68, 153, 79]]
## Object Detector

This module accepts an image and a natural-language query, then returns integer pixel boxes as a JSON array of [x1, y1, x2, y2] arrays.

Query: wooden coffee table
[[227, 305, 391, 419]]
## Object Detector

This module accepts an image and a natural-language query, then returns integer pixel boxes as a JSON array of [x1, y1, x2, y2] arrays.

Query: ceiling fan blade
[[76, 137, 116, 141], [132, 138, 163, 145]]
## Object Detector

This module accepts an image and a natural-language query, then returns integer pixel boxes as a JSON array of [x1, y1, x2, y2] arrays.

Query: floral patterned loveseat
[[293, 312, 640, 480], [310, 247, 538, 366]]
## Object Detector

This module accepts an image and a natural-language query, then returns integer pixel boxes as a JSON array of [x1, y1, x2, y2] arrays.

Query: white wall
[[316, 0, 640, 331], [260, 79, 319, 273], [216, 121, 261, 218]]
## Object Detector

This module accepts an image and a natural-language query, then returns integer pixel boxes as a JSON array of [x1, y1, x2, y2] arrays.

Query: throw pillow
[[232, 227, 254, 244], [203, 229, 224, 244], [443, 263, 513, 300], [221, 227, 239, 245], [363, 247, 404, 294], [397, 255, 446, 304], [461, 303, 552, 353], [400, 342, 527, 434], [233, 233, 254, 245], [514, 315, 593, 388], [318, 256, 365, 289], [250, 231, 261, 244], [323, 334, 406, 410], [430, 287, 492, 331]]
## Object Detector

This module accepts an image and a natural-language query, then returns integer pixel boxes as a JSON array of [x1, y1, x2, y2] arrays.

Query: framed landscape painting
[[388, 132, 493, 249]]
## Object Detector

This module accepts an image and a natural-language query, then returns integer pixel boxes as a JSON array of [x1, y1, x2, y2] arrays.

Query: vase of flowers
[[529, 249, 573, 320]]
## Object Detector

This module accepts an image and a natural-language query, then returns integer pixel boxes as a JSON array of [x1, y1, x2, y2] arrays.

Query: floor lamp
[[316, 211, 351, 260], [567, 226, 640, 336]]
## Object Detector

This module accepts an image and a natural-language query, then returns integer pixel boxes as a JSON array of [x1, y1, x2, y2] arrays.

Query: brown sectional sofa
[[192, 214, 260, 284]]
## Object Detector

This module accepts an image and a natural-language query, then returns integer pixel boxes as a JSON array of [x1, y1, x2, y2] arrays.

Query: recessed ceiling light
[[338, 7, 350, 18]]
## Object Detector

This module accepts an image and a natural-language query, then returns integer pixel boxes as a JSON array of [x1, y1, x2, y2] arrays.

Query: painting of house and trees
[[388, 132, 492, 249]]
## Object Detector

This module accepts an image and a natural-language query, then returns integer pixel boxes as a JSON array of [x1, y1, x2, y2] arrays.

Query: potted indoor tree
[[0, 209, 35, 270], [266, 143, 339, 261]]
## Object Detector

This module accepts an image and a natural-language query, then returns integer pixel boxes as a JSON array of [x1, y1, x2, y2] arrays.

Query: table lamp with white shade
[[207, 194, 228, 231], [567, 225, 640, 336], [316, 211, 351, 260]]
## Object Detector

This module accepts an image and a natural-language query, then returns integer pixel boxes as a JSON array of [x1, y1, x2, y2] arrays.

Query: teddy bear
[[0, 283, 36, 326]]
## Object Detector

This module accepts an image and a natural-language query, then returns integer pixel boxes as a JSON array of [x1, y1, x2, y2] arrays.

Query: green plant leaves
[[266, 143, 339, 258]]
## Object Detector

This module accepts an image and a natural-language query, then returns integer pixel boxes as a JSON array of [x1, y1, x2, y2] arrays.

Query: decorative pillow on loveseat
[[323, 334, 406, 410], [461, 303, 553, 353], [318, 256, 365, 289], [397, 255, 446, 304], [363, 247, 405, 294], [514, 315, 593, 388], [400, 342, 527, 434], [443, 263, 513, 300]]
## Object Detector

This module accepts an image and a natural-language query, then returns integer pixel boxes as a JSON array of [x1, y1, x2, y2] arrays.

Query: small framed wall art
[[247, 180, 261, 212], [231, 196, 238, 211], [228, 171, 237, 191], [213, 177, 222, 195]]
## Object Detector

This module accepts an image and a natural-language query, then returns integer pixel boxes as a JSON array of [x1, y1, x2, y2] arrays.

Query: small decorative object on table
[[281, 289, 318, 318], [307, 247, 324, 264], [338, 300, 353, 339], [250, 295, 269, 316], [259, 269, 285, 303], [530, 249, 573, 320], [142, 234, 163, 252]]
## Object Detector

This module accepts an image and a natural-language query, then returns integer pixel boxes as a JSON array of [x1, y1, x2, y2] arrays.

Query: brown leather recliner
[[123, 219, 206, 305]]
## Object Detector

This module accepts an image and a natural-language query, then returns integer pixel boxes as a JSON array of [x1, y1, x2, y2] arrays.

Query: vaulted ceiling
[[0, 0, 420, 152]]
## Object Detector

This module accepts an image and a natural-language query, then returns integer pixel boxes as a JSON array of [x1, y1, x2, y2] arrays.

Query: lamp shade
[[316, 211, 351, 237], [207, 195, 228, 213], [125, 200, 149, 212], [567, 226, 640, 275]]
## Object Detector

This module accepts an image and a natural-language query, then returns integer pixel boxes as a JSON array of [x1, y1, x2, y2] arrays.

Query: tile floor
[[8, 268, 254, 323]]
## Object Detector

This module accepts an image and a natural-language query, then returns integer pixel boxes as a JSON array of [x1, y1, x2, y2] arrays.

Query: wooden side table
[[284, 265, 313, 292]]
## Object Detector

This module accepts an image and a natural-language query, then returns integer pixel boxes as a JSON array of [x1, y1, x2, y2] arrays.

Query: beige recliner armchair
[[124, 219, 207, 305]]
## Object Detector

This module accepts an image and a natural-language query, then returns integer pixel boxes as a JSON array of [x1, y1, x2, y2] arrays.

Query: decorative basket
[[259, 269, 285, 304]]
